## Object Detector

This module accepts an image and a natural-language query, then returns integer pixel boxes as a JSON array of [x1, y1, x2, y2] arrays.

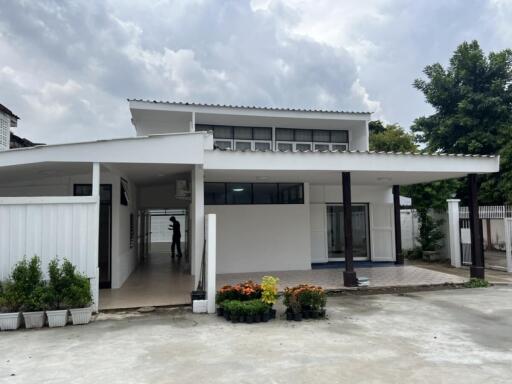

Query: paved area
[[2, 286, 512, 383], [218, 265, 467, 290], [100, 255, 467, 310], [485, 250, 509, 271]]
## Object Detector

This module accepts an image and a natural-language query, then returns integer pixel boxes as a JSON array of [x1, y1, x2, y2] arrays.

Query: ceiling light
[[232, 188, 244, 192]]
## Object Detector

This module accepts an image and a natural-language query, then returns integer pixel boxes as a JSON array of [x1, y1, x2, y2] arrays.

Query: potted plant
[[44, 259, 69, 328], [261, 276, 279, 320], [0, 281, 22, 331], [61, 260, 93, 325], [284, 287, 302, 321], [11, 257, 47, 329]]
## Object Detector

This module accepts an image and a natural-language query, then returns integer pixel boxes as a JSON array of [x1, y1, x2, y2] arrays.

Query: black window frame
[[204, 182, 304, 205]]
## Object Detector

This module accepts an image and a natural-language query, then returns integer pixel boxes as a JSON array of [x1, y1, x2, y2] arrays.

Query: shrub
[[0, 281, 23, 312], [216, 280, 262, 305], [222, 299, 269, 317], [8, 256, 47, 312], [61, 260, 93, 308], [464, 278, 490, 288], [284, 284, 326, 315], [261, 276, 279, 306]]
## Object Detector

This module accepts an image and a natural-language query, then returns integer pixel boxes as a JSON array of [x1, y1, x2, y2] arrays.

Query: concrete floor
[[2, 286, 512, 383]]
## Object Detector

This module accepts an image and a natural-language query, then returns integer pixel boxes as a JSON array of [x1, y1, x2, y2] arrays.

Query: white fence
[[0, 196, 100, 310], [460, 205, 512, 219]]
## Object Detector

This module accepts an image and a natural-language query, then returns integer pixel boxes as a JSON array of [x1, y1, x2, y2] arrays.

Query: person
[[168, 216, 182, 258]]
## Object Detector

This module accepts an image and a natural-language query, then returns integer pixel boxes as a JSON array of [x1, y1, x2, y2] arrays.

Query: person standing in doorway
[[169, 216, 182, 258]]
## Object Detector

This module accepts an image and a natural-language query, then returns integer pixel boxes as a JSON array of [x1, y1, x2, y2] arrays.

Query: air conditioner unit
[[176, 179, 191, 200]]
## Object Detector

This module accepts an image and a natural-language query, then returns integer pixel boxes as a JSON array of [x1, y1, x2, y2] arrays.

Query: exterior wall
[[0, 111, 10, 151], [0, 167, 139, 289], [205, 204, 311, 274], [310, 184, 395, 263]]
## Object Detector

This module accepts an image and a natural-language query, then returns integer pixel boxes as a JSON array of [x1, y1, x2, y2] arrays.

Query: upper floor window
[[275, 128, 348, 152], [196, 124, 272, 151], [205, 182, 304, 205]]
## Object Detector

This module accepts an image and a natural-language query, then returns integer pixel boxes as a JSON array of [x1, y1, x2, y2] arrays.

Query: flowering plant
[[216, 280, 262, 304], [284, 284, 326, 313], [260, 276, 279, 306]]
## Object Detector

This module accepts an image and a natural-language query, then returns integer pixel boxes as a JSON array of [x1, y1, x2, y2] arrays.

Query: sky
[[1, 0, 511, 144]]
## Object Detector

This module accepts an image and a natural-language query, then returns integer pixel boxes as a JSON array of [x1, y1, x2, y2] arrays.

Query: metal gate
[[459, 218, 484, 266]]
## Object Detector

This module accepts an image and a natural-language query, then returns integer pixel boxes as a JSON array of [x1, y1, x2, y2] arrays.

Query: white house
[[0, 100, 500, 308]]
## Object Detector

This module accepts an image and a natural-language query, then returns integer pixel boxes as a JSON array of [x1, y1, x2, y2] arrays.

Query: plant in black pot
[[223, 300, 242, 323], [284, 287, 302, 321], [261, 276, 279, 320]]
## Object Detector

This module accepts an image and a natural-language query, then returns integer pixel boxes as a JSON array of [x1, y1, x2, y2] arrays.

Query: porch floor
[[99, 252, 193, 310], [217, 264, 468, 290]]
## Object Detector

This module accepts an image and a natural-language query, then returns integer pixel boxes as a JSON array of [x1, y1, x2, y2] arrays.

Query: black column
[[342, 172, 358, 287], [468, 174, 485, 279], [393, 185, 404, 265]]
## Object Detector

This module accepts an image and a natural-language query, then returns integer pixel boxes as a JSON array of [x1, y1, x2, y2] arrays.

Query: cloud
[[0, 0, 511, 143]]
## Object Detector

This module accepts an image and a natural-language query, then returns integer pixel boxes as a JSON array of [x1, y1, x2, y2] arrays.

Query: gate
[[459, 218, 484, 266]]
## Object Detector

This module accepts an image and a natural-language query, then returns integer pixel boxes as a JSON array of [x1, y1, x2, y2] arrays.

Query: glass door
[[327, 204, 369, 260]]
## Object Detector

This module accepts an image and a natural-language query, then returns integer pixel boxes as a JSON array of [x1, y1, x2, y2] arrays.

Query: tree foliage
[[412, 40, 512, 203], [369, 121, 417, 153]]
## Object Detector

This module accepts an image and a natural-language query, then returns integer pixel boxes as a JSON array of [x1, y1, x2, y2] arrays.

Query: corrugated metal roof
[[212, 146, 496, 158], [0, 103, 20, 120], [128, 99, 371, 115]]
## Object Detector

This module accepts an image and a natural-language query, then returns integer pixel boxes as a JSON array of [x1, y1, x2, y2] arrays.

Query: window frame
[[204, 182, 304, 205]]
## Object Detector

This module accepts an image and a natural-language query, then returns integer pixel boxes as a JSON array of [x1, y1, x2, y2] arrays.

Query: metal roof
[[0, 103, 20, 120], [128, 99, 371, 115]]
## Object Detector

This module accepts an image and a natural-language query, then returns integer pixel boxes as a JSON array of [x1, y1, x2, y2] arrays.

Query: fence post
[[504, 218, 512, 273], [205, 214, 217, 314], [447, 199, 461, 268]]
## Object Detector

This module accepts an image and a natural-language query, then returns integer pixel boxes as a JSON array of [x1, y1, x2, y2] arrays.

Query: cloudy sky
[[1, 0, 511, 144]]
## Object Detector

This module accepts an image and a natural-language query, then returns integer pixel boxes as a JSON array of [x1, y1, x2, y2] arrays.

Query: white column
[[447, 199, 461, 268], [191, 165, 204, 287], [206, 214, 217, 314], [91, 162, 100, 312], [189, 111, 196, 132], [504, 218, 512, 273]]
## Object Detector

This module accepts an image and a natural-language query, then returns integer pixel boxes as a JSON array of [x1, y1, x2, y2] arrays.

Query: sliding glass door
[[326, 204, 369, 260]]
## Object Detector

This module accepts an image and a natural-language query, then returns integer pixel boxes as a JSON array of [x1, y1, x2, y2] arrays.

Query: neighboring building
[[0, 100, 500, 309], [0, 103, 19, 151]]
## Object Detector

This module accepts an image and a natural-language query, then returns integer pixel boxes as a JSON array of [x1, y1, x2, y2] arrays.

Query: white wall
[[401, 209, 419, 250], [309, 184, 395, 263], [205, 204, 311, 274]]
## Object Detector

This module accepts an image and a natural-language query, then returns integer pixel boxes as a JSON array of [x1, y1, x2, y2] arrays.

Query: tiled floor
[[99, 253, 468, 310], [217, 265, 467, 290], [99, 252, 194, 310]]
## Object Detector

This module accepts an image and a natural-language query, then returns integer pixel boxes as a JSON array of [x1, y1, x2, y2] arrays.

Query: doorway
[[74, 184, 112, 288], [327, 204, 370, 260]]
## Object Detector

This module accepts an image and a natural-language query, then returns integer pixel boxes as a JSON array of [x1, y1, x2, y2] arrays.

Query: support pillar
[[191, 165, 205, 288], [447, 199, 461, 268], [206, 214, 217, 314], [468, 174, 485, 279], [91, 162, 100, 312], [393, 185, 404, 265], [342, 172, 358, 287]]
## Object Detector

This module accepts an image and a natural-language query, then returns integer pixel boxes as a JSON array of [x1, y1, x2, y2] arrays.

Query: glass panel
[[253, 127, 272, 140], [277, 142, 293, 152], [278, 183, 304, 204], [235, 141, 252, 151], [254, 142, 271, 151], [214, 140, 232, 150], [332, 144, 348, 151], [213, 126, 233, 139], [234, 126, 252, 140], [313, 130, 330, 142], [296, 143, 312, 152], [276, 128, 294, 141], [253, 183, 278, 204], [331, 130, 348, 143], [327, 205, 368, 259], [226, 183, 252, 204], [314, 143, 330, 151], [205, 183, 226, 205], [295, 129, 312, 142]]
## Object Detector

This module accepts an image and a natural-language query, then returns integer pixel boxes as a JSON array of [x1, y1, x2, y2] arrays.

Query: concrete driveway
[[2, 287, 512, 384]]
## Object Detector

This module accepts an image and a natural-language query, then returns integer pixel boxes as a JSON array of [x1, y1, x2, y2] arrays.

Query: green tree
[[369, 121, 417, 152], [412, 40, 512, 203]]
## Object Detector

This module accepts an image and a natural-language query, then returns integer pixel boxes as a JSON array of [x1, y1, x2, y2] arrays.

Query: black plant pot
[[293, 312, 303, 322], [231, 315, 240, 323], [245, 315, 254, 324], [254, 313, 261, 323], [311, 310, 319, 319], [261, 312, 270, 322], [302, 310, 311, 319], [286, 311, 294, 321], [320, 309, 326, 318], [224, 310, 230, 321], [270, 309, 277, 319], [217, 307, 224, 317]]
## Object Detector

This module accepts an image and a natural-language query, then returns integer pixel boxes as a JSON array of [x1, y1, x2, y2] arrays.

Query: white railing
[[459, 205, 512, 219]]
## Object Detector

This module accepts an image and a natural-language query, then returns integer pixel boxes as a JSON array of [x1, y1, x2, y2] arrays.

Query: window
[[277, 142, 293, 151], [254, 142, 271, 151], [295, 143, 312, 152], [234, 126, 252, 140], [205, 183, 304, 205], [313, 130, 330, 142], [253, 127, 272, 141], [332, 144, 348, 151], [275, 128, 294, 141], [314, 143, 330, 151], [331, 130, 348, 143], [235, 141, 252, 151], [295, 129, 312, 142], [214, 140, 232, 150], [253, 183, 278, 204], [120, 178, 129, 206], [205, 183, 226, 205], [130, 214, 135, 248], [226, 183, 252, 204], [213, 126, 233, 139]]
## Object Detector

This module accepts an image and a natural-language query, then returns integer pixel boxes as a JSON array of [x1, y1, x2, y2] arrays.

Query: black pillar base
[[470, 266, 485, 279], [395, 254, 404, 265], [343, 271, 358, 287]]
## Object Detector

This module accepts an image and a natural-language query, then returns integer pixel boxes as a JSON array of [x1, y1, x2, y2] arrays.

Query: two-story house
[[0, 100, 499, 309]]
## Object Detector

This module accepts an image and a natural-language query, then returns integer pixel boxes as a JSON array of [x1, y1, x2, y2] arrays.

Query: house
[[0, 100, 499, 309]]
